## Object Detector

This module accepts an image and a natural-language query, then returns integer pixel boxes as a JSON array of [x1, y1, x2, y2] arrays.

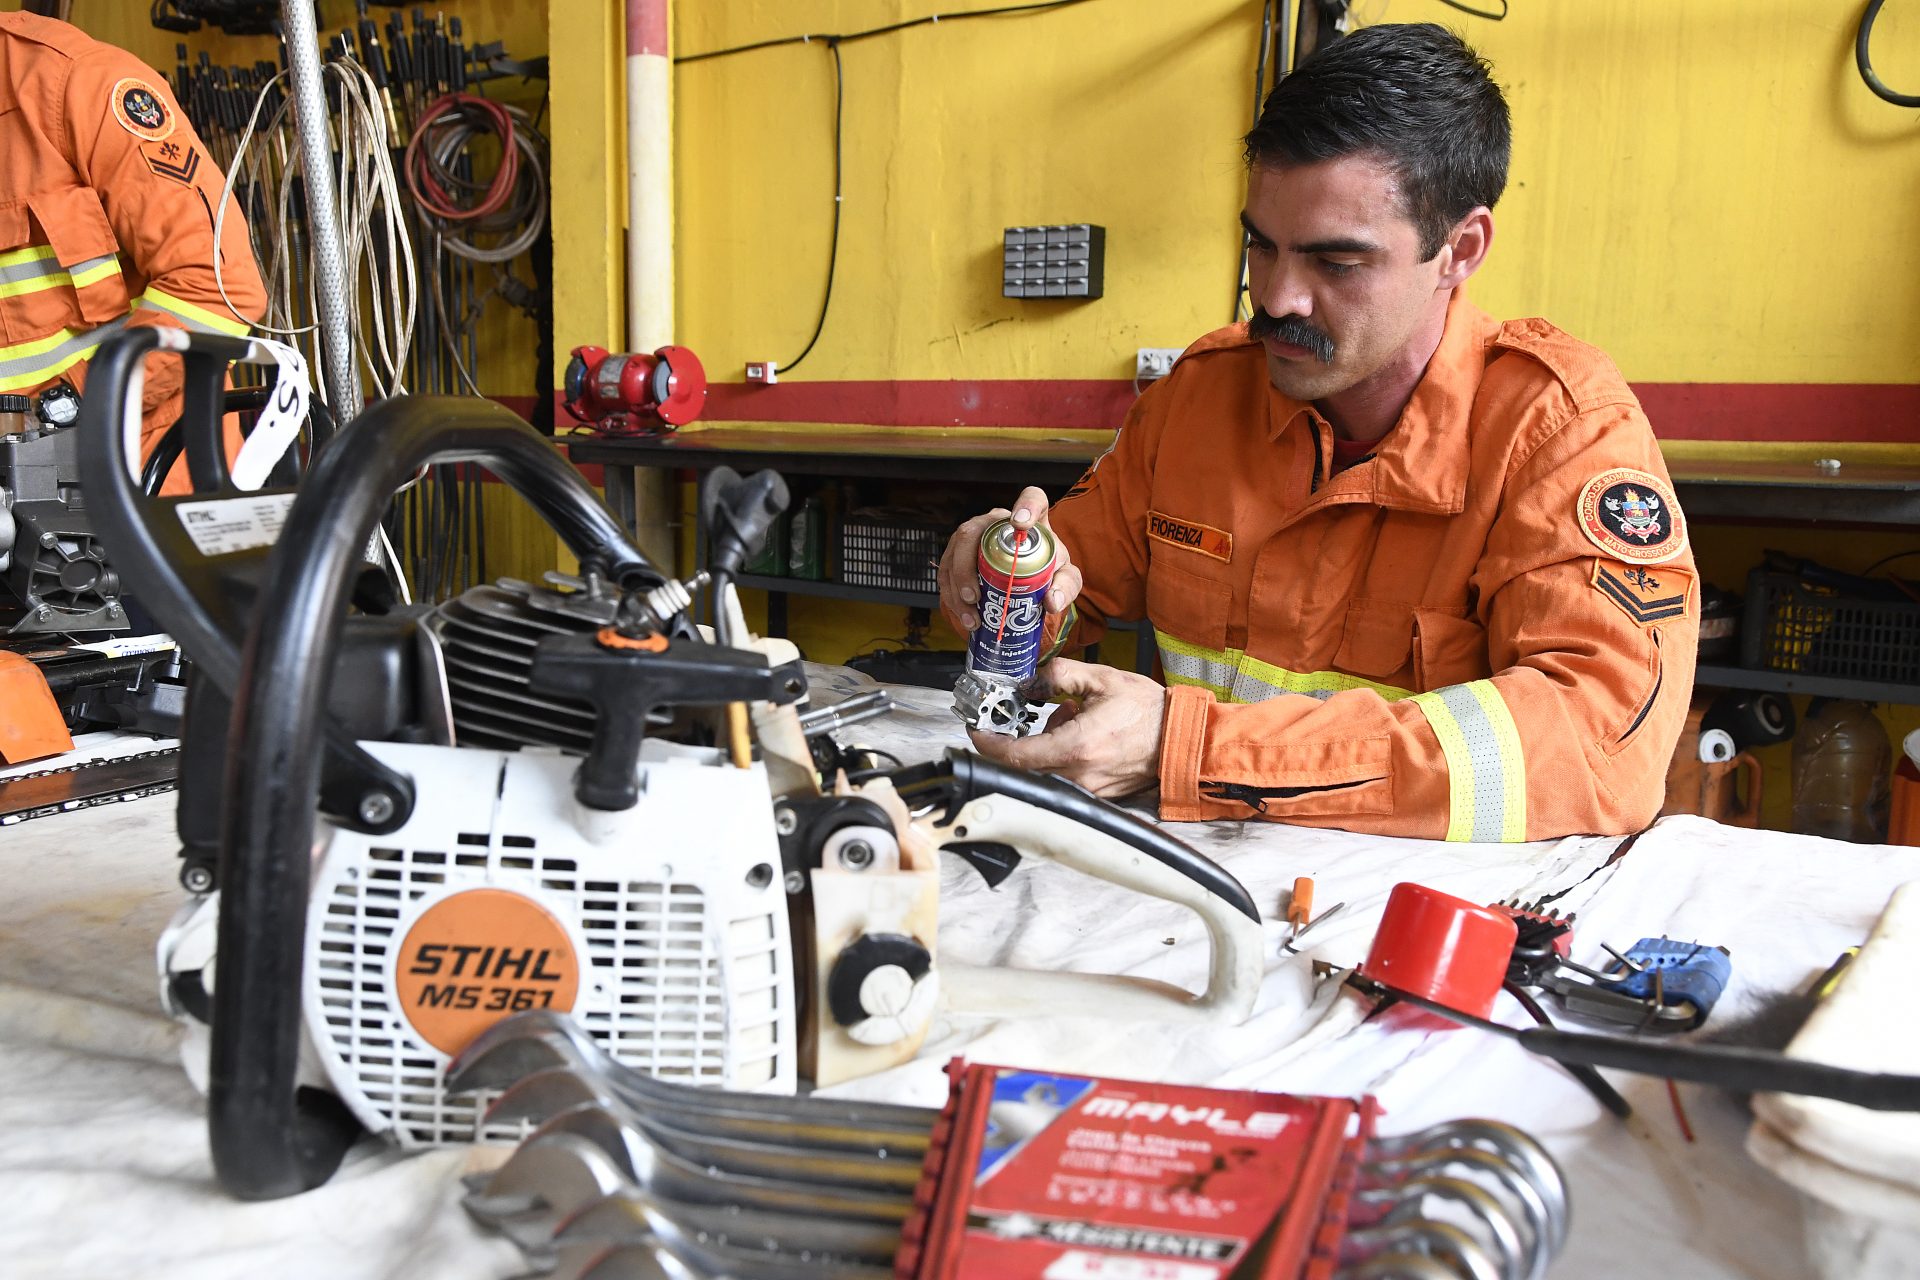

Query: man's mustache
[[1249, 309, 1336, 365]]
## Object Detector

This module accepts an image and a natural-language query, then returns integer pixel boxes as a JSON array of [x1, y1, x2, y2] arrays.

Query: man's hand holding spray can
[[952, 516, 1063, 736]]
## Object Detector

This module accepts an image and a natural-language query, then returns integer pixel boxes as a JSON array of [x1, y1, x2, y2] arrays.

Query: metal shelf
[[1695, 663, 1920, 705], [734, 573, 936, 609]]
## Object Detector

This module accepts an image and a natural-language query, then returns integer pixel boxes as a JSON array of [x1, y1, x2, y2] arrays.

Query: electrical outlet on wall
[[1136, 348, 1182, 382]]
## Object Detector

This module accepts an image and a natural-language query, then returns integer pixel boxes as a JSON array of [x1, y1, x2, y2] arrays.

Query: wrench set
[[452, 1011, 1569, 1280]]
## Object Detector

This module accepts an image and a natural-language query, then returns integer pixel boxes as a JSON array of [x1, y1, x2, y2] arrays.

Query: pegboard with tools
[[164, 3, 552, 603]]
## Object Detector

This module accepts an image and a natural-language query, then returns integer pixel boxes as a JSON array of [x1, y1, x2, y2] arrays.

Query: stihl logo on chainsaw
[[392, 888, 581, 1056]]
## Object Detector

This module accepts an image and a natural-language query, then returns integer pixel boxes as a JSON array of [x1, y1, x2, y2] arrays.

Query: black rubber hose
[[1858, 0, 1920, 107], [213, 395, 664, 1199]]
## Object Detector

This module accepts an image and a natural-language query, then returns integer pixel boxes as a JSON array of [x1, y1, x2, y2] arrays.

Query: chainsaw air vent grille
[[304, 744, 797, 1148]]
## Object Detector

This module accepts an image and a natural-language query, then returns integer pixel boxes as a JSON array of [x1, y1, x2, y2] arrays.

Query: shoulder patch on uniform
[[143, 139, 199, 185], [1576, 467, 1686, 564], [1147, 510, 1232, 562], [110, 76, 175, 143], [1591, 558, 1691, 627]]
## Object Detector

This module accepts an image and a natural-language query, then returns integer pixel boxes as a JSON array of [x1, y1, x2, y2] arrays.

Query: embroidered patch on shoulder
[[1147, 510, 1233, 562], [110, 76, 175, 143], [142, 139, 199, 185], [1591, 558, 1691, 627], [1576, 467, 1686, 564]]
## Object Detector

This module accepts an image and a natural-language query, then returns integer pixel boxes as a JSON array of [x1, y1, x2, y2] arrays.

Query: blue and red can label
[[966, 520, 1059, 681]]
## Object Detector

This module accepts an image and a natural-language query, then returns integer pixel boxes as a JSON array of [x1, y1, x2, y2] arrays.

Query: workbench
[[3, 669, 1915, 1279], [569, 426, 1920, 691]]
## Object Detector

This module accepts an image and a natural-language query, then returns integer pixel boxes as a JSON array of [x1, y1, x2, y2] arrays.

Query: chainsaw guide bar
[[0, 748, 180, 826]]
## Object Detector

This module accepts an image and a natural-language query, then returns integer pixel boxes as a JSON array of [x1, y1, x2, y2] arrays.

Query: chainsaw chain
[[1, 747, 179, 783], [0, 747, 181, 826]]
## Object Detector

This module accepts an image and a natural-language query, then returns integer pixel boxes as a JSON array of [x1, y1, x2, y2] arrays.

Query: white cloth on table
[[2, 665, 1916, 1278]]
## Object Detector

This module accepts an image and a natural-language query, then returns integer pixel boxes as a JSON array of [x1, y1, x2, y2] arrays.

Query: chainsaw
[[79, 328, 1266, 1202]]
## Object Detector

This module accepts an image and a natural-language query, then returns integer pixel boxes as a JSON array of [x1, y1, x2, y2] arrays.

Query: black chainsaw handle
[[891, 748, 1262, 924], [78, 328, 263, 690], [210, 394, 665, 1201]]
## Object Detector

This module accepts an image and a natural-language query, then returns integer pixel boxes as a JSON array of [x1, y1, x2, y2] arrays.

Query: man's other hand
[[936, 485, 1082, 635], [967, 658, 1164, 798]]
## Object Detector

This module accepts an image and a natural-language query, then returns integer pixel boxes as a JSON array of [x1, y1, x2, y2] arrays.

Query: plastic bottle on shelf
[[1791, 699, 1892, 843]]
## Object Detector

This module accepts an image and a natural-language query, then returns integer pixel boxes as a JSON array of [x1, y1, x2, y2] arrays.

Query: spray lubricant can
[[953, 519, 1060, 736]]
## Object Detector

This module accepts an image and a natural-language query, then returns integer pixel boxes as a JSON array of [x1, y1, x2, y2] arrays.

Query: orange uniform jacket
[[1051, 294, 1699, 842], [0, 12, 263, 481]]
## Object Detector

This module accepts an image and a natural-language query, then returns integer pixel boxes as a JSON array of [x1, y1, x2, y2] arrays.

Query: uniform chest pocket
[[1334, 599, 1416, 685], [17, 185, 129, 329], [1146, 558, 1233, 661], [1412, 608, 1492, 691]]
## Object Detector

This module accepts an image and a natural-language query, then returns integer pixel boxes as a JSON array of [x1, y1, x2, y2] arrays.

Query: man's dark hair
[[1243, 24, 1510, 261]]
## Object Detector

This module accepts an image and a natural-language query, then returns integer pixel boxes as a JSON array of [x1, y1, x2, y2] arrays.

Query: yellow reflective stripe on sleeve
[[0, 245, 59, 272], [0, 250, 122, 298], [0, 316, 130, 391], [68, 255, 123, 290], [1154, 629, 1412, 705], [138, 286, 251, 337], [1409, 680, 1528, 842]]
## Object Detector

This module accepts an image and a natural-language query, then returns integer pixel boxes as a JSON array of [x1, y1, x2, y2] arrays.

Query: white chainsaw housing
[[297, 738, 796, 1146]]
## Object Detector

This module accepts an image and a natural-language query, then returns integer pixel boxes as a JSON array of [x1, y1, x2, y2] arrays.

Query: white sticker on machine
[[175, 492, 296, 556]]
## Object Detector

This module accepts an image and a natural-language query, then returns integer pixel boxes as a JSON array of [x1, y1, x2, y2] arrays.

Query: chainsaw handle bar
[[79, 328, 279, 693], [894, 750, 1260, 924], [213, 391, 658, 1199], [896, 750, 1264, 1023], [78, 329, 427, 832]]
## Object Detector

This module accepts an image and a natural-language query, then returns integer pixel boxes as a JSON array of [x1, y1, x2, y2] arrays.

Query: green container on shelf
[[788, 496, 825, 581], [744, 510, 789, 577]]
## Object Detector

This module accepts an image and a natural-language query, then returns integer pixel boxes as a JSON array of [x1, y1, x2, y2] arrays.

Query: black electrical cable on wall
[[675, 0, 1098, 65], [1435, 0, 1507, 20], [1858, 0, 1920, 106], [675, 0, 1100, 376], [777, 40, 842, 376]]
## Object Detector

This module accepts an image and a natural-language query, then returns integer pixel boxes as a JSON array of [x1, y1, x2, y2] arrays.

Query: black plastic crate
[[1740, 567, 1920, 685], [838, 511, 948, 593]]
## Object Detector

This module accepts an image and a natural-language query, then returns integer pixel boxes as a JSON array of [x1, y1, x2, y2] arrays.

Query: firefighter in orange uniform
[[0, 10, 266, 492], [937, 25, 1699, 843]]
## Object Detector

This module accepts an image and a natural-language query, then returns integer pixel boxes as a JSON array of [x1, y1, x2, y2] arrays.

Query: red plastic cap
[[1358, 882, 1517, 1018]]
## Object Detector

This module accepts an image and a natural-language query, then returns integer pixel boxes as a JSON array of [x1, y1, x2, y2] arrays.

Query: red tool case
[[898, 1061, 1379, 1280]]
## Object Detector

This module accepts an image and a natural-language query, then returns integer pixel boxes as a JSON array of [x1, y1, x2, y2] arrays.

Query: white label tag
[[230, 337, 312, 491], [71, 633, 177, 658], [176, 492, 296, 556], [1043, 1253, 1222, 1280]]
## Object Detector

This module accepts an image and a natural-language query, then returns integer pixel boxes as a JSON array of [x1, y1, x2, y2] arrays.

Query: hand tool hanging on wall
[[172, 4, 553, 603]]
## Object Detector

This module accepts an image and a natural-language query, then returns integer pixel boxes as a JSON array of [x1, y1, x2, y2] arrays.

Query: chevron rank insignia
[[143, 141, 201, 186], [1592, 559, 1690, 627]]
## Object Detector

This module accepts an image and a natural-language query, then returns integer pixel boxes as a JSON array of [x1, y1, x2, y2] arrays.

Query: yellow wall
[[674, 1, 1920, 687], [674, 0, 1920, 385]]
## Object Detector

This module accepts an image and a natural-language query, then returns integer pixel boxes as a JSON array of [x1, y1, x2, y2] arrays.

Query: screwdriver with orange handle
[[1287, 877, 1314, 940], [1283, 877, 1346, 954]]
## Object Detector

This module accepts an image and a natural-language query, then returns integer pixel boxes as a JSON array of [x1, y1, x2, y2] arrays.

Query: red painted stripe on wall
[[1630, 383, 1918, 443], [627, 0, 669, 57], [703, 380, 1135, 432], [694, 378, 1918, 443]]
